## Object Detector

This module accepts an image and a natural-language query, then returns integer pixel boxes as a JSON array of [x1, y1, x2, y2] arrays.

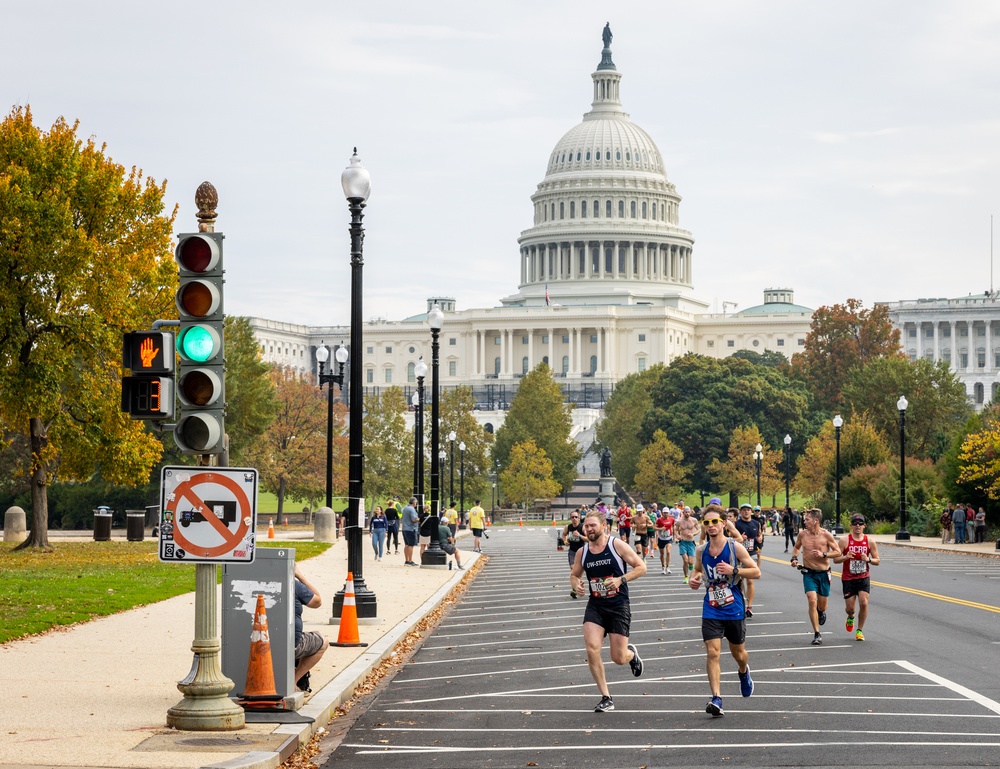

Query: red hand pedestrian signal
[[140, 336, 158, 368]]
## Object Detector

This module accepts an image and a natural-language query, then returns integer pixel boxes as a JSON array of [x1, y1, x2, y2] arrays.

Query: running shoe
[[666, 568, 672, 574], [855, 629, 865, 642], [661, 568, 666, 575], [818, 609, 827, 626], [845, 616, 854, 632], [594, 695, 614, 713], [739, 667, 754, 698], [811, 632, 823, 646], [628, 643, 643, 677], [705, 696, 724, 717], [684, 576, 689, 583], [745, 608, 753, 619]]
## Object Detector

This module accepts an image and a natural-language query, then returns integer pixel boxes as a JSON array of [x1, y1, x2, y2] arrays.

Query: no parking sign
[[158, 466, 258, 563]]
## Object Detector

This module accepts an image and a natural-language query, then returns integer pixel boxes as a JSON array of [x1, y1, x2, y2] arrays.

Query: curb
[[202, 559, 476, 769]]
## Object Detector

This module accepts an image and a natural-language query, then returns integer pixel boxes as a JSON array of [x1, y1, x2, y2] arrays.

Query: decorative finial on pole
[[195, 181, 218, 232]]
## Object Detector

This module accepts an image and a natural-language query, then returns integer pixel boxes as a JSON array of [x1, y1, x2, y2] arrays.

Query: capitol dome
[[503, 28, 697, 310]]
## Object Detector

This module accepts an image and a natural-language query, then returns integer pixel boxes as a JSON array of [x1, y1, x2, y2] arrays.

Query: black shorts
[[618, 527, 631, 540], [471, 527, 484, 537], [702, 616, 746, 645], [657, 537, 672, 549], [402, 530, 418, 546], [842, 577, 871, 599], [636, 533, 649, 546], [583, 599, 631, 637]]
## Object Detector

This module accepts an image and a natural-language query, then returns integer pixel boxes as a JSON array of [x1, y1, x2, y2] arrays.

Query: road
[[319, 527, 1000, 768]]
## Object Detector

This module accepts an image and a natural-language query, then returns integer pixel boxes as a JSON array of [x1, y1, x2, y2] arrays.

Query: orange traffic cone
[[519, 516, 524, 526], [267, 518, 275, 539], [552, 516, 558, 526], [333, 572, 368, 648], [283, 516, 288, 526], [238, 594, 283, 710]]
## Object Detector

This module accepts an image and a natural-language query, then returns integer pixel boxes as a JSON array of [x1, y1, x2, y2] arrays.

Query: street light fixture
[[423, 305, 447, 567], [334, 148, 376, 621], [414, 357, 427, 507], [896, 396, 911, 541], [459, 441, 466, 518], [449, 430, 457, 507], [316, 342, 348, 538], [753, 443, 763, 508], [783, 434, 792, 513], [833, 414, 844, 533]]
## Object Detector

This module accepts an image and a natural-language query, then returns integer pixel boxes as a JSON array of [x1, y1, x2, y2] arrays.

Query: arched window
[[542, 356, 549, 366], [494, 357, 501, 375], [605, 150, 611, 160], [407, 361, 415, 382], [569, 201, 575, 218], [551, 203, 555, 220], [606, 199, 612, 217], [522, 356, 529, 374], [581, 200, 587, 218], [594, 199, 600, 217], [626, 151, 630, 161], [618, 200, 625, 218], [586, 150, 591, 160], [641, 201, 647, 218], [616, 150, 621, 160], [562, 355, 569, 374], [560, 201, 565, 219], [605, 247, 613, 274], [976, 382, 985, 404], [590, 355, 598, 375], [630, 200, 637, 218]]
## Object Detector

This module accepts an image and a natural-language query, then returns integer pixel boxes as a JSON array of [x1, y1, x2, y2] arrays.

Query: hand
[[689, 573, 702, 590]]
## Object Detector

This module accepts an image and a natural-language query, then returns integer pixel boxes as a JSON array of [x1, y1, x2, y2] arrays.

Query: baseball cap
[[850, 513, 866, 525], [740, 503, 752, 509], [753, 506, 761, 512], [709, 497, 722, 506], [635, 503, 644, 511]]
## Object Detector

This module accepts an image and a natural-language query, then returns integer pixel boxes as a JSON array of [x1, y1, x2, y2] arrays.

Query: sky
[[5, 1, 1000, 326]]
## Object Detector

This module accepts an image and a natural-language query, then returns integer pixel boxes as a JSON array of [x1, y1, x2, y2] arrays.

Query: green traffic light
[[179, 326, 218, 362]]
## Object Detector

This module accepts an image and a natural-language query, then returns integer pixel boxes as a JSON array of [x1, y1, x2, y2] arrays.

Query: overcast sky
[[6, 1, 1000, 326]]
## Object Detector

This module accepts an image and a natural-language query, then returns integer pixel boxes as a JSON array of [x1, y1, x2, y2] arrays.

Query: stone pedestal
[[4, 506, 26, 543], [314, 507, 337, 543], [599, 477, 616, 508]]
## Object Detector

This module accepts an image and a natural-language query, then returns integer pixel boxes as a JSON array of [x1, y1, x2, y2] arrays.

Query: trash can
[[93, 507, 112, 541], [126, 511, 145, 542]]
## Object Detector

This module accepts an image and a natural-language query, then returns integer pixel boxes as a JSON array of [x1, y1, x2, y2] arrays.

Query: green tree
[[0, 106, 177, 549], [795, 422, 836, 504], [643, 354, 813, 492], [362, 386, 411, 506], [707, 425, 767, 504], [242, 367, 330, 514], [500, 439, 560, 512], [224, 316, 279, 464], [791, 298, 903, 412], [941, 409, 995, 510], [841, 357, 971, 459], [595, 366, 663, 489], [494, 364, 580, 494], [439, 386, 494, 508], [632, 429, 688, 504], [731, 349, 791, 371]]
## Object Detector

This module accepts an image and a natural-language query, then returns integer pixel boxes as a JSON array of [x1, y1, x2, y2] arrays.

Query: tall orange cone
[[333, 572, 368, 648], [267, 518, 275, 539], [519, 515, 524, 526], [552, 515, 558, 526], [238, 594, 283, 710]]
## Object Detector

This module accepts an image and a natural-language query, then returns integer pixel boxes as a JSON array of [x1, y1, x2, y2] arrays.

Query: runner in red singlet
[[832, 513, 880, 641]]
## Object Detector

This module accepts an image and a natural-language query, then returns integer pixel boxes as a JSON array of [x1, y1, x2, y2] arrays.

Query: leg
[[743, 572, 755, 609], [583, 622, 610, 697], [704, 638, 723, 697], [665, 544, 671, 570], [607, 632, 635, 666], [728, 640, 749, 675], [844, 594, 857, 628], [856, 590, 870, 630], [806, 590, 820, 632]]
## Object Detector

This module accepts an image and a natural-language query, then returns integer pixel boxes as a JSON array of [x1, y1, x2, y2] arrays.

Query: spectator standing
[[384, 497, 401, 555], [952, 504, 967, 545], [940, 505, 953, 544], [401, 496, 420, 566], [975, 507, 987, 543], [966, 506, 976, 545], [445, 501, 459, 537]]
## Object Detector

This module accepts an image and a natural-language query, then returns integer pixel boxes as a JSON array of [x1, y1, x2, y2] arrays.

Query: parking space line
[[895, 659, 1000, 715]]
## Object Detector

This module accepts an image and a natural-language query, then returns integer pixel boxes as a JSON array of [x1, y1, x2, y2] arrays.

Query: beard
[[585, 528, 602, 542]]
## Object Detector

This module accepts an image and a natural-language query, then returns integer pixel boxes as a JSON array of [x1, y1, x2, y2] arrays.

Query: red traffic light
[[178, 368, 223, 407], [175, 234, 221, 274]]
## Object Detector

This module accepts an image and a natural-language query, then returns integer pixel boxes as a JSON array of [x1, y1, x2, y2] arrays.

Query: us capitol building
[[250, 28, 814, 419]]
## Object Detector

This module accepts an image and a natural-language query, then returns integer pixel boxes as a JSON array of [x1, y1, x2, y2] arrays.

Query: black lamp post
[[449, 430, 457, 507], [833, 414, 844, 533], [896, 396, 911, 541], [459, 441, 466, 518], [753, 443, 762, 508], [316, 342, 347, 537], [334, 148, 376, 621], [495, 459, 501, 510], [423, 305, 447, 566], [414, 357, 427, 507], [783, 434, 792, 513]]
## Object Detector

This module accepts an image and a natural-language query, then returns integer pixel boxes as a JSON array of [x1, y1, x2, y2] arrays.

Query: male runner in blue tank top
[[689, 511, 760, 717], [570, 509, 647, 713]]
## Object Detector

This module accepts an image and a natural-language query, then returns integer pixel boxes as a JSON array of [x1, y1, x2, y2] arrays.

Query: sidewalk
[[0, 529, 480, 769], [867, 531, 1000, 557]]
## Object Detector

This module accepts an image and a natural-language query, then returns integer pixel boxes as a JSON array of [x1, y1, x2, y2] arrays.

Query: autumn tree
[[794, 423, 836, 504], [242, 366, 332, 514], [707, 425, 767, 504], [632, 429, 688, 504], [224, 316, 279, 465], [493, 364, 580, 494], [362, 386, 412, 506], [500, 439, 560, 512], [0, 106, 177, 549], [595, 366, 663, 489], [439, 386, 494, 508], [791, 298, 903, 411], [957, 420, 1000, 499]]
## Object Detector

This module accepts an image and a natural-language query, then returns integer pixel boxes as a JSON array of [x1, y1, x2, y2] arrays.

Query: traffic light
[[174, 232, 225, 454], [121, 331, 175, 420]]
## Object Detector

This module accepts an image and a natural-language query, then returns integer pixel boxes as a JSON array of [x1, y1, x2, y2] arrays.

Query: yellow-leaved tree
[[0, 106, 177, 549], [633, 429, 688, 504], [501, 439, 560, 512]]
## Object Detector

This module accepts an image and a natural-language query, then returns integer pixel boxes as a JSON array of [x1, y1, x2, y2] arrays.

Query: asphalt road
[[319, 527, 1000, 768]]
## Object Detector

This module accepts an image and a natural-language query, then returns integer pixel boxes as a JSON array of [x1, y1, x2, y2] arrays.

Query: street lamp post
[[316, 343, 348, 538], [495, 459, 501, 510], [334, 148, 376, 621], [783, 434, 792, 513], [753, 443, 762, 508], [896, 396, 911, 541], [833, 414, 844, 533], [414, 357, 427, 507], [423, 305, 447, 566], [459, 441, 466, 517], [449, 430, 457, 507]]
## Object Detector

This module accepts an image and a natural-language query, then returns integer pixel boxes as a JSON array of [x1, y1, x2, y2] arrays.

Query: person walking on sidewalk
[[832, 513, 879, 641], [790, 508, 841, 646], [688, 512, 760, 717], [370, 506, 387, 560], [401, 496, 420, 566], [468, 499, 486, 552], [570, 510, 647, 713], [384, 497, 401, 555]]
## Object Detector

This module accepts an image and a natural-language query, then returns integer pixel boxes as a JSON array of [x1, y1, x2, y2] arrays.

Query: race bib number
[[708, 583, 735, 607], [589, 577, 618, 598], [849, 557, 868, 575], [743, 539, 756, 553]]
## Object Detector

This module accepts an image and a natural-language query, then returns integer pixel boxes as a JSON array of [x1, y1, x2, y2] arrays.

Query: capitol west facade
[[250, 32, 814, 411]]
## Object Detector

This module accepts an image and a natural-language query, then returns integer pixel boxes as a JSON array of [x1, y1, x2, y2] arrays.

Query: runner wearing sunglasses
[[832, 513, 879, 641]]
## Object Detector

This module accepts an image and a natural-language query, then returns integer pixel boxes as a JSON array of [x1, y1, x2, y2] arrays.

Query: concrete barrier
[[4, 506, 26, 543], [314, 507, 337, 543]]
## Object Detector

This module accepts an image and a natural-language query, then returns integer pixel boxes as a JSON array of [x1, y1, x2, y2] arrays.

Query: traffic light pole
[[166, 182, 244, 731]]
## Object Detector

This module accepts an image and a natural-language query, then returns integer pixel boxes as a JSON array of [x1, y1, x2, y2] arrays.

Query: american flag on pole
[[545, 283, 550, 306]]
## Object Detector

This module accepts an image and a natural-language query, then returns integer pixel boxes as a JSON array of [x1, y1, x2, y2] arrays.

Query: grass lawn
[[0, 539, 330, 645]]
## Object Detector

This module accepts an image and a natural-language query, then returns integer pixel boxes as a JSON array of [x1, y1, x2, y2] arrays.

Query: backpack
[[726, 538, 744, 589]]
